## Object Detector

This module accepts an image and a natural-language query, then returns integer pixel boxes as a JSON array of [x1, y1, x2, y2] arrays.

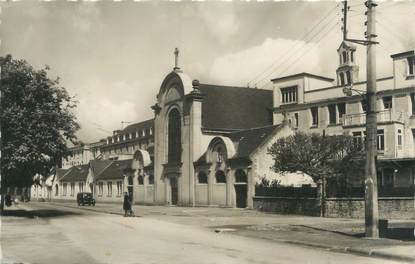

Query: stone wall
[[325, 197, 415, 219], [254, 196, 415, 219], [253, 196, 321, 216]]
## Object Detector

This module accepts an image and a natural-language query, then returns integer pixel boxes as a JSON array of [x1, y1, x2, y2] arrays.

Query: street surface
[[0, 202, 410, 264]]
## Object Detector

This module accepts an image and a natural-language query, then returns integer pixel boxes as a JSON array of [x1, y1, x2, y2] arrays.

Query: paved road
[[0, 203, 406, 264]]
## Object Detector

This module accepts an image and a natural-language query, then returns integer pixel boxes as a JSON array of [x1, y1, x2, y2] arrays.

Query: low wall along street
[[253, 196, 415, 219]]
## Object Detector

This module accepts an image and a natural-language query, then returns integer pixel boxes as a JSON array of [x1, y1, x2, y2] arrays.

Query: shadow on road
[[296, 225, 415, 241], [1, 209, 82, 219]]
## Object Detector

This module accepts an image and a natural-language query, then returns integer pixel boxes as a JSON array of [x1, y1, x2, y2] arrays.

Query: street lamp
[[342, 85, 365, 98]]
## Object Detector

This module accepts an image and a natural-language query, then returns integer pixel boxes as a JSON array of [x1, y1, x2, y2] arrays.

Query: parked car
[[77, 192, 95, 206]]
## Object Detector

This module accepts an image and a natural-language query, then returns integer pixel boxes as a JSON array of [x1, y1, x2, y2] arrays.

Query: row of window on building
[[108, 127, 153, 144], [106, 140, 153, 155], [96, 181, 123, 197], [287, 93, 415, 128], [196, 170, 247, 184]]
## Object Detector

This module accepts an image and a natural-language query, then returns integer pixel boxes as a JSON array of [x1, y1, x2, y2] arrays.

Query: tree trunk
[[317, 177, 326, 217], [0, 189, 5, 215]]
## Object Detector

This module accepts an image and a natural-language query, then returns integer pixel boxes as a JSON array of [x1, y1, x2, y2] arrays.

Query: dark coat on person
[[123, 194, 131, 211]]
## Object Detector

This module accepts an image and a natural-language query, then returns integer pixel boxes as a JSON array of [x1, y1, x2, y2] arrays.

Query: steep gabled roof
[[228, 125, 282, 159], [90, 160, 113, 176], [95, 159, 132, 180], [55, 168, 69, 180], [199, 84, 273, 130], [60, 165, 89, 182]]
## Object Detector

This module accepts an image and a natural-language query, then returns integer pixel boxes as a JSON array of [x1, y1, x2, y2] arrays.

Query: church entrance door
[[170, 177, 178, 205], [234, 184, 247, 208]]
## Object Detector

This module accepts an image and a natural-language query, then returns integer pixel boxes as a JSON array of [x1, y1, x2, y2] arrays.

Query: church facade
[[151, 68, 293, 208]]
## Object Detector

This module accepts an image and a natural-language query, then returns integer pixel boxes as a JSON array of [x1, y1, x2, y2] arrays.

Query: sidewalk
[[42, 201, 415, 262]]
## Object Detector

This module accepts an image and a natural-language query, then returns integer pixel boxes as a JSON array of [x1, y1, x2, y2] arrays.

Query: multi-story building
[[100, 119, 154, 161], [272, 43, 415, 190], [62, 140, 106, 169]]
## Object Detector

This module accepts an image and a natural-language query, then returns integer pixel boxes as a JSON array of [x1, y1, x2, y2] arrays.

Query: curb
[[48, 202, 140, 218], [269, 238, 414, 263]]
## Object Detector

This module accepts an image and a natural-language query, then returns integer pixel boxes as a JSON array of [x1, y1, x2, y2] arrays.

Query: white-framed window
[[377, 129, 385, 152], [311, 107, 318, 126], [63, 183, 67, 196], [98, 182, 103, 196], [397, 129, 403, 147], [328, 104, 337, 124], [407, 56, 414, 76], [383, 96, 392, 110], [281, 86, 298, 104], [294, 113, 299, 127], [117, 181, 123, 197], [337, 103, 346, 120], [107, 182, 112, 197]]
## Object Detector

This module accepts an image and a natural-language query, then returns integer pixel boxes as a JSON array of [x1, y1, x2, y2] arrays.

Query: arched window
[[138, 175, 144, 185], [346, 71, 352, 85], [197, 171, 208, 184], [215, 170, 226, 183], [340, 72, 345, 86], [168, 109, 181, 163], [342, 51, 347, 63], [235, 169, 247, 183]]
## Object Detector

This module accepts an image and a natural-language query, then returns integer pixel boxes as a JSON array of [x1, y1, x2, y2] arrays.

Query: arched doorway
[[170, 177, 178, 205], [167, 108, 181, 205], [234, 169, 247, 208]]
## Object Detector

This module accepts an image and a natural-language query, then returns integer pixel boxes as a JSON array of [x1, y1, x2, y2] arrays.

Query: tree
[[268, 132, 364, 215], [0, 55, 79, 212]]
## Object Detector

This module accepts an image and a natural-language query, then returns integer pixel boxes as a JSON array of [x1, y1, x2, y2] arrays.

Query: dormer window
[[281, 86, 298, 104]]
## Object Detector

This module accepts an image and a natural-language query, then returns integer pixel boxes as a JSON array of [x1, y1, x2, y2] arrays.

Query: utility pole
[[364, 0, 379, 238], [342, 1, 348, 41], [341, 0, 380, 238]]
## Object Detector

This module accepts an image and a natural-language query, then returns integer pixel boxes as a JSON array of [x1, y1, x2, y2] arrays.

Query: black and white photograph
[[1, 1, 415, 263]]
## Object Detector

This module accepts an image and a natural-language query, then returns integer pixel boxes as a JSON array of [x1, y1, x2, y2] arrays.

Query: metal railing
[[342, 109, 405, 126]]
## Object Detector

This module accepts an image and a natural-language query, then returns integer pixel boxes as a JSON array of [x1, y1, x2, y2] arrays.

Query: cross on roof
[[174, 47, 180, 71]]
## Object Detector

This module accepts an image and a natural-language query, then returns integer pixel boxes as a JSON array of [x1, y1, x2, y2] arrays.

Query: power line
[[253, 15, 340, 87], [260, 21, 340, 89], [247, 3, 340, 87]]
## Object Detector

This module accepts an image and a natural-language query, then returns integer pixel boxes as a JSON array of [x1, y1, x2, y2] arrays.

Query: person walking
[[123, 192, 131, 217]]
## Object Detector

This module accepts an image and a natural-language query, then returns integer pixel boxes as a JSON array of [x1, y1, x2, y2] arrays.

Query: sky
[[1, 1, 414, 143]]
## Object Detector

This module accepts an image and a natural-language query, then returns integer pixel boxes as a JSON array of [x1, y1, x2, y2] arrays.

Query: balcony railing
[[342, 109, 405, 127]]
